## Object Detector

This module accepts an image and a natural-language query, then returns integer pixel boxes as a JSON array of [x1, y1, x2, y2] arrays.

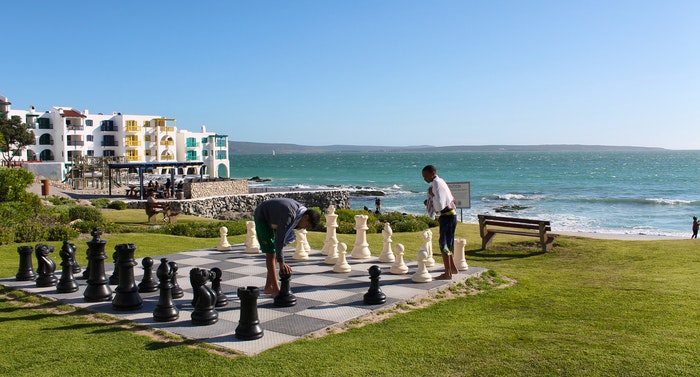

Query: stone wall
[[127, 190, 350, 219], [186, 179, 249, 199]]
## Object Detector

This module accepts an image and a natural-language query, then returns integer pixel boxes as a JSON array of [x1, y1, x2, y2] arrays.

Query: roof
[[60, 109, 86, 118]]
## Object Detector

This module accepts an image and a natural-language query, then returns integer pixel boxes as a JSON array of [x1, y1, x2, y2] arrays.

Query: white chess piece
[[321, 205, 339, 256], [216, 226, 233, 251], [412, 249, 432, 283], [421, 229, 435, 267], [332, 242, 352, 273], [324, 234, 340, 265], [292, 229, 310, 260], [453, 238, 469, 270], [244, 221, 261, 254], [378, 222, 395, 263], [350, 215, 371, 259], [390, 243, 408, 275]]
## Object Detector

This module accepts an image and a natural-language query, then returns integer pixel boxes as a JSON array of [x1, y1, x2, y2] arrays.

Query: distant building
[[1, 95, 229, 180]]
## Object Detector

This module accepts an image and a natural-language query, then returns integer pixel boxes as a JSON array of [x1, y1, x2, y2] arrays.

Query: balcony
[[157, 126, 176, 133], [125, 140, 142, 147], [126, 125, 142, 132], [160, 155, 175, 161], [101, 125, 118, 132], [67, 140, 85, 146], [67, 124, 84, 131], [186, 141, 200, 148], [101, 140, 119, 147], [126, 155, 141, 162], [215, 140, 227, 147], [216, 151, 227, 160], [160, 140, 174, 146]]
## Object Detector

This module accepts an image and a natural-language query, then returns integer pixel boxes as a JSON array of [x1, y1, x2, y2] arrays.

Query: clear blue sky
[[3, 1, 699, 149]]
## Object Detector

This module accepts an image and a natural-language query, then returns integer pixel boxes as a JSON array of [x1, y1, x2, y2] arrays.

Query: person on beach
[[253, 198, 320, 297], [692, 216, 698, 239], [422, 164, 458, 280]]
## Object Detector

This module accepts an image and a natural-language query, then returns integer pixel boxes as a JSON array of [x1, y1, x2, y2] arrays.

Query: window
[[86, 150, 94, 156], [103, 150, 115, 157], [201, 137, 208, 144], [85, 119, 93, 127], [186, 150, 198, 161], [86, 135, 93, 142], [186, 137, 198, 148], [202, 150, 209, 157]]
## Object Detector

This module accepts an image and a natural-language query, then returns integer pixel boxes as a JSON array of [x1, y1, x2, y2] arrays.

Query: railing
[[186, 142, 200, 148], [160, 140, 174, 146], [67, 125, 84, 131], [101, 125, 118, 132], [101, 140, 119, 146], [125, 140, 142, 147], [126, 155, 141, 161], [67, 140, 85, 146], [126, 125, 141, 132], [160, 155, 175, 161]]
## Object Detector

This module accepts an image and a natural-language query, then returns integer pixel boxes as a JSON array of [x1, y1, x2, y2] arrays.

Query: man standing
[[422, 165, 458, 280], [254, 198, 320, 297]]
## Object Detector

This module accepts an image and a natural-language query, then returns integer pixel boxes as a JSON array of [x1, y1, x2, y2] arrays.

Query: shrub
[[0, 167, 34, 202], [46, 196, 73, 206], [91, 198, 111, 208], [391, 218, 430, 233], [14, 221, 47, 243], [0, 202, 37, 224], [68, 206, 104, 223], [0, 226, 14, 245], [107, 200, 127, 210], [46, 225, 79, 241]]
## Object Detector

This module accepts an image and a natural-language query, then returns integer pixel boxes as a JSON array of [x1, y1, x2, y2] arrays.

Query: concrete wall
[[127, 190, 350, 219]]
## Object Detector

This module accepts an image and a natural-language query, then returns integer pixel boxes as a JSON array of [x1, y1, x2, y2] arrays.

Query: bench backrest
[[478, 215, 552, 232]]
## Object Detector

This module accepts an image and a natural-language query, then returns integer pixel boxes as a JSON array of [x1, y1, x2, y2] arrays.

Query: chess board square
[[294, 274, 347, 287], [295, 288, 356, 303], [264, 313, 335, 337], [228, 264, 267, 277], [168, 256, 221, 268], [297, 303, 372, 322]]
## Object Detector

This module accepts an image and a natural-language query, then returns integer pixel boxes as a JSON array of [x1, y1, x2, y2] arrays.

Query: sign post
[[447, 182, 470, 222]]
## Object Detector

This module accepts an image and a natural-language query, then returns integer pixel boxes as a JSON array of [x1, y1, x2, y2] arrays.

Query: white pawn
[[421, 229, 435, 267], [412, 249, 432, 283], [292, 229, 309, 260], [245, 221, 261, 254], [453, 238, 469, 270], [390, 243, 408, 275], [332, 243, 352, 273], [216, 226, 233, 251], [378, 222, 395, 263]]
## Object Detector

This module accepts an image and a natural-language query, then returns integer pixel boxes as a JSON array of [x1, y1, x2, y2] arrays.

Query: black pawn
[[153, 258, 179, 322], [56, 242, 79, 293], [35, 244, 58, 287], [169, 261, 184, 299], [363, 265, 386, 305], [112, 244, 143, 311], [138, 257, 159, 293], [16, 245, 36, 281], [235, 286, 263, 340], [67, 241, 82, 274], [273, 270, 297, 307], [83, 227, 113, 302], [108, 249, 119, 285], [190, 268, 218, 326], [210, 268, 228, 307]]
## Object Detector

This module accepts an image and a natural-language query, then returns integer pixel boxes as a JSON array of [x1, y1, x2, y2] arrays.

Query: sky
[[2, 1, 699, 149]]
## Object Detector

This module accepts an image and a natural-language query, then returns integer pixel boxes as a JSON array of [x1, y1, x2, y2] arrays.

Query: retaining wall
[[127, 190, 350, 219]]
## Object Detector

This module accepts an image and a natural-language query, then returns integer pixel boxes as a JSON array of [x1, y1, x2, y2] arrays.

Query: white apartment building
[[1, 95, 230, 180]]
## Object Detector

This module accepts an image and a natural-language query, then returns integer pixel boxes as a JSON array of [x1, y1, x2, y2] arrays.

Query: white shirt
[[428, 175, 455, 218]]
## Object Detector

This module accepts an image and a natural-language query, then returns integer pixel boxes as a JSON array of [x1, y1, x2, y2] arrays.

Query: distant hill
[[229, 141, 666, 154]]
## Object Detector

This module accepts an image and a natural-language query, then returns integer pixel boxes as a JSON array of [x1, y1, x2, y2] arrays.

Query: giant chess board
[[1, 244, 485, 355]]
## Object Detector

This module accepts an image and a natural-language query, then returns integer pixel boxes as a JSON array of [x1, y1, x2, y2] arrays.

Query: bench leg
[[481, 232, 496, 250], [148, 214, 158, 222]]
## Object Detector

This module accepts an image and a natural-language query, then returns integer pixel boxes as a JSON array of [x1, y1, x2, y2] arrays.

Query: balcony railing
[[216, 151, 227, 160], [126, 125, 142, 132], [101, 125, 118, 132], [157, 126, 175, 133], [126, 155, 141, 162], [101, 140, 119, 147], [186, 141, 200, 148], [160, 140, 174, 146], [67, 125, 84, 131], [160, 155, 175, 161], [215, 140, 227, 147], [125, 140, 142, 147], [67, 140, 85, 146]]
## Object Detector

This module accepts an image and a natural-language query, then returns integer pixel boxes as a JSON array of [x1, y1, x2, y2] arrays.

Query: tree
[[0, 110, 35, 166]]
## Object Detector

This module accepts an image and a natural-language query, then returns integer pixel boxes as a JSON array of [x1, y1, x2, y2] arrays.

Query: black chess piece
[[16, 245, 36, 281], [112, 243, 143, 311], [210, 267, 228, 307], [83, 227, 113, 302], [169, 261, 184, 299], [138, 257, 159, 293], [273, 270, 297, 307], [56, 242, 79, 293], [81, 243, 91, 280], [235, 286, 263, 340], [68, 242, 82, 274], [190, 267, 218, 326], [153, 258, 179, 322], [363, 265, 386, 305], [35, 244, 58, 287], [108, 249, 119, 285]]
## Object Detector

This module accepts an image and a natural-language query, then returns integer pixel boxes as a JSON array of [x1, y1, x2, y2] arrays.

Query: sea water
[[229, 150, 700, 238]]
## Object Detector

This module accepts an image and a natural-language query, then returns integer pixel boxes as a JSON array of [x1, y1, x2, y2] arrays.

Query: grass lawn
[[0, 219, 698, 376]]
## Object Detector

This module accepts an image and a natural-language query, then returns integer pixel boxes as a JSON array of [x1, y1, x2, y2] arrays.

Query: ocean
[[229, 150, 700, 238]]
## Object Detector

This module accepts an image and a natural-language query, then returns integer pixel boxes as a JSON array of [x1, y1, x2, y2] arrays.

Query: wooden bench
[[478, 214, 559, 252]]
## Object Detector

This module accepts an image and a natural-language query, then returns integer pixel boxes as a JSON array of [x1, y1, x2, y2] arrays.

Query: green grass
[[1, 224, 699, 376]]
